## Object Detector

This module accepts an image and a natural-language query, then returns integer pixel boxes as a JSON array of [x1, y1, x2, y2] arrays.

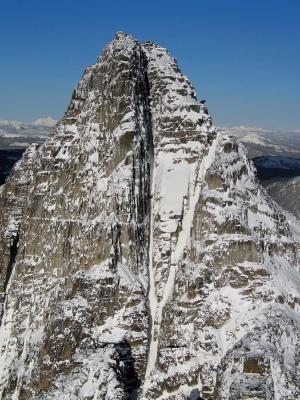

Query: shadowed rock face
[[0, 32, 300, 399], [262, 176, 300, 220]]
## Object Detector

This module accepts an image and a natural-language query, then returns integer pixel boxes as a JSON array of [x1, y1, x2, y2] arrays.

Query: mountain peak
[[108, 30, 139, 51], [114, 30, 132, 39], [0, 34, 299, 399], [32, 116, 57, 126]]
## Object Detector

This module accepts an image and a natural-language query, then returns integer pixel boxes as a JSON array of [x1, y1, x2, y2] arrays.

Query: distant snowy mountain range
[[2, 121, 299, 156], [1, 119, 300, 222], [1, 120, 300, 183], [0, 117, 56, 149], [0, 118, 56, 184], [1, 119, 300, 182], [219, 126, 300, 158]]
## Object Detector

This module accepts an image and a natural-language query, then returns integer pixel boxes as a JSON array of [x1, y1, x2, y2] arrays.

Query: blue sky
[[0, 0, 299, 129]]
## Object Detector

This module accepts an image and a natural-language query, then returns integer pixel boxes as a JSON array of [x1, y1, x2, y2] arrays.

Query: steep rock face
[[141, 42, 300, 399], [0, 33, 151, 399], [0, 32, 299, 399], [263, 177, 300, 220]]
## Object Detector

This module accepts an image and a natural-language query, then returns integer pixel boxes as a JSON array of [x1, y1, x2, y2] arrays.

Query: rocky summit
[[0, 32, 299, 400]]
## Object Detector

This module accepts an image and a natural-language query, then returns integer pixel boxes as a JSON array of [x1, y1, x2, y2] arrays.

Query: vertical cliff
[[0, 32, 299, 399], [0, 33, 152, 399]]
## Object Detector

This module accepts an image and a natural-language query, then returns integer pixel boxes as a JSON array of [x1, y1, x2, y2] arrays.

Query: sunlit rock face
[[0, 32, 299, 400]]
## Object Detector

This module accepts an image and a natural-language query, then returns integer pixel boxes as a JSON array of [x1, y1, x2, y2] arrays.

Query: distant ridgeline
[[0, 119, 52, 185], [2, 127, 300, 186]]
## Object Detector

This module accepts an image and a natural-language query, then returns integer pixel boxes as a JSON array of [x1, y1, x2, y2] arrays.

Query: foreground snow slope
[[0, 32, 299, 399]]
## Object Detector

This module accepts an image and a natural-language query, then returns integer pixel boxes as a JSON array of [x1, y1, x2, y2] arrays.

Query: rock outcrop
[[0, 32, 299, 399]]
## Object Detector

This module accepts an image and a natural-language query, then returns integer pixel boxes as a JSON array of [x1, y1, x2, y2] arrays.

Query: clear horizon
[[1, 0, 299, 130]]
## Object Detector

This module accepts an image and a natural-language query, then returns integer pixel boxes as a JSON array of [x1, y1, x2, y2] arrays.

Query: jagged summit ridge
[[0, 33, 299, 399]]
